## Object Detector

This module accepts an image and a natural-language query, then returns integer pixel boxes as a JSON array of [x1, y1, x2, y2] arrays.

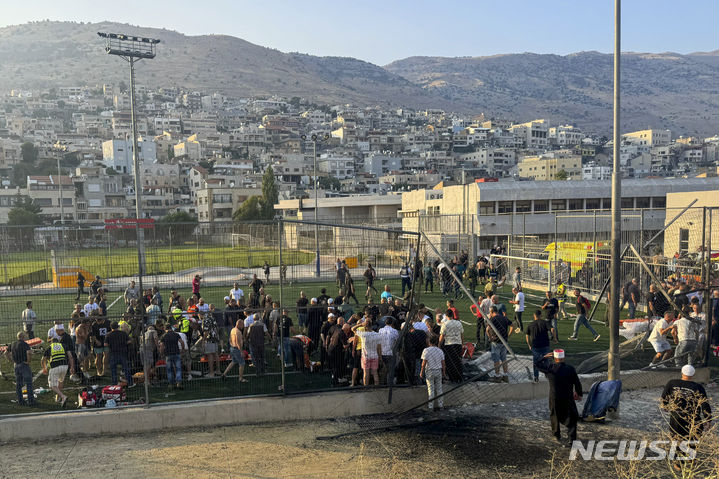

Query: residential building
[[363, 153, 402, 177], [517, 152, 582, 180], [102, 138, 158, 174], [318, 154, 355, 180], [27, 175, 75, 223], [510, 119, 549, 149], [623, 129, 672, 148]]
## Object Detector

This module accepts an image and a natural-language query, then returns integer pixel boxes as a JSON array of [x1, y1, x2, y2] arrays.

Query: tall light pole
[[608, 0, 621, 382], [98, 32, 160, 298], [301, 133, 329, 277]]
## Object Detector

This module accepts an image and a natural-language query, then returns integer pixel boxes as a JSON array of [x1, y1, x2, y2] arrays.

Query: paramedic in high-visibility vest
[[41, 333, 70, 408], [556, 280, 568, 320]]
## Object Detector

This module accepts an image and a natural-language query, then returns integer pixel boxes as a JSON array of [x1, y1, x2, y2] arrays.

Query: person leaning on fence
[[671, 309, 698, 368], [6, 331, 35, 407], [420, 334, 446, 411]]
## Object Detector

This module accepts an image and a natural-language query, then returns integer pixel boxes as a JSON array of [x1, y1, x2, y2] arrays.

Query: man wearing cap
[[661, 365, 712, 441], [536, 349, 583, 445]]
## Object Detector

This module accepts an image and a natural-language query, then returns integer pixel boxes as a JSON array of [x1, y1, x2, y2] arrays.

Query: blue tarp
[[581, 379, 622, 422]]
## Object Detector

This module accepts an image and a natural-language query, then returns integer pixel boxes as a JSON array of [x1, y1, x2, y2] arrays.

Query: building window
[[586, 198, 600, 210], [621, 198, 634, 209], [635, 197, 650, 209], [479, 202, 495, 215], [498, 201, 513, 214], [653, 197, 666, 208], [534, 200, 549, 212], [679, 228, 690, 254], [551, 199, 566, 211], [515, 201, 531, 213], [601, 198, 611, 210], [568, 199, 584, 211]]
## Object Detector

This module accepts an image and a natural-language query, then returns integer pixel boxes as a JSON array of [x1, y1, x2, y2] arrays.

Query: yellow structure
[[662, 190, 719, 258], [517, 154, 582, 180], [52, 267, 95, 288]]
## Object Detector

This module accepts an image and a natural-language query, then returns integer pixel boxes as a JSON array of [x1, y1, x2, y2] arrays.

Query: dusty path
[[1, 385, 716, 479]]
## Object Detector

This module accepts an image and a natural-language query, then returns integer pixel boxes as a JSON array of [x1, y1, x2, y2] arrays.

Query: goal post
[[490, 253, 552, 292]]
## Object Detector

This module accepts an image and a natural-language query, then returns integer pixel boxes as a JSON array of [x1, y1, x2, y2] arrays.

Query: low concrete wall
[[0, 368, 708, 442]]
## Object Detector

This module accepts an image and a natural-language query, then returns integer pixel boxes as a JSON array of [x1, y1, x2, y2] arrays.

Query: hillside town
[[0, 85, 718, 226]]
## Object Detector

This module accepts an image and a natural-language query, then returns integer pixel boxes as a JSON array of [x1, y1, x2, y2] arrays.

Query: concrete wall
[[0, 368, 708, 442]]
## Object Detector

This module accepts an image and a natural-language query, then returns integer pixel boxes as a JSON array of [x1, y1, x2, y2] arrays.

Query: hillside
[[1, 21, 719, 135], [0, 21, 450, 110], [385, 51, 719, 136]]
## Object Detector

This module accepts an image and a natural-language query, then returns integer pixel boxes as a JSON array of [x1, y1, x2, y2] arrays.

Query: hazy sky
[[3, 0, 717, 65]]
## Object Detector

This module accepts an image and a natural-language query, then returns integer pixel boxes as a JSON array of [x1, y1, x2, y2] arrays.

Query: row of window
[[478, 197, 665, 215]]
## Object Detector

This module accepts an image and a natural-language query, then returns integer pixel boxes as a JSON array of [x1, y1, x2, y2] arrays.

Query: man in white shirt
[[509, 287, 525, 333], [353, 319, 382, 386], [648, 311, 674, 367], [378, 317, 399, 384], [83, 296, 99, 317], [440, 312, 464, 383], [177, 328, 192, 381], [229, 282, 244, 304], [243, 311, 256, 330], [420, 335, 446, 411], [197, 297, 210, 319], [671, 312, 698, 367]]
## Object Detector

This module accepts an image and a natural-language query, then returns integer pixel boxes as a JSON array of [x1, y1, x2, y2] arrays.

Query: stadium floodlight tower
[[97, 32, 160, 297], [301, 133, 330, 277]]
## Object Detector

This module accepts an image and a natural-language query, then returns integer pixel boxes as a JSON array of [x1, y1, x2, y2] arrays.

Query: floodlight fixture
[[98, 31, 160, 59]]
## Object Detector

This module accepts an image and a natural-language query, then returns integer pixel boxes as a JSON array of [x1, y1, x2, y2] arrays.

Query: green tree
[[232, 196, 263, 221], [555, 169, 569, 180], [159, 211, 198, 224], [158, 210, 198, 237], [260, 166, 278, 219], [21, 142, 38, 163], [167, 145, 175, 160], [7, 196, 42, 226], [318, 175, 341, 191]]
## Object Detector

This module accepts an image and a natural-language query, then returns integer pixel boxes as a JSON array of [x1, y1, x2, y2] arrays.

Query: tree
[[7, 196, 42, 226], [167, 145, 175, 160], [233, 196, 263, 222], [260, 166, 278, 219], [159, 211, 198, 224], [157, 211, 198, 238], [555, 169, 569, 181], [21, 142, 38, 164], [318, 175, 341, 191]]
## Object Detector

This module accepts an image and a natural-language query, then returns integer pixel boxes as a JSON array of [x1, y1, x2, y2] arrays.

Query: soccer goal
[[490, 253, 552, 291]]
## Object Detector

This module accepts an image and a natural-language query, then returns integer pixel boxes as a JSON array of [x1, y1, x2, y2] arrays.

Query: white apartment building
[[102, 138, 158, 174], [623, 129, 672, 148], [582, 164, 611, 180], [318, 154, 355, 179], [510, 119, 549, 149], [363, 153, 402, 177], [549, 125, 584, 146], [460, 148, 516, 175]]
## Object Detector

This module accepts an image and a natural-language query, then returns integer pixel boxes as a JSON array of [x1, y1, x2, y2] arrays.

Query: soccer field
[[0, 275, 636, 415]]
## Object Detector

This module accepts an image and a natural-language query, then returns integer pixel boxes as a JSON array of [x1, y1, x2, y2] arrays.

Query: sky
[[2, 0, 718, 65]]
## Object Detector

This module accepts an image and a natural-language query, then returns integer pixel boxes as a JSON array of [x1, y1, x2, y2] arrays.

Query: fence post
[[704, 208, 713, 365], [592, 209, 597, 293], [278, 218, 286, 395]]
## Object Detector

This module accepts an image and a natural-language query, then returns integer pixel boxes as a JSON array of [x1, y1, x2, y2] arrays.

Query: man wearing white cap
[[661, 365, 712, 441], [536, 349, 583, 445]]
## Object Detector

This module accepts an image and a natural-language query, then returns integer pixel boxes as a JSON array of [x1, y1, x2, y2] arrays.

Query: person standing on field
[[567, 289, 600, 342], [420, 335, 446, 411], [222, 320, 248, 383], [21, 301, 36, 340], [535, 349, 583, 445], [509, 287, 525, 333], [5, 332, 35, 406]]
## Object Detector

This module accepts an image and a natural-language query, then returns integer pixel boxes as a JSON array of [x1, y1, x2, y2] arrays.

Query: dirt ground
[[1, 384, 717, 479]]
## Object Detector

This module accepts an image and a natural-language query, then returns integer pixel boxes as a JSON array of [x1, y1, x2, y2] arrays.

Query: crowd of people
[[6, 251, 718, 416]]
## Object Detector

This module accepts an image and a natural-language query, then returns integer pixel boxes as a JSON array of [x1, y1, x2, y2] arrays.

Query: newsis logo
[[569, 440, 698, 461]]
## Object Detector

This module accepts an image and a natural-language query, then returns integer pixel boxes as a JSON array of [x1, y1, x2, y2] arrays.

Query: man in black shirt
[[104, 321, 134, 387], [535, 349, 583, 444], [6, 332, 35, 406], [160, 328, 184, 388], [277, 309, 294, 367], [317, 288, 331, 306], [526, 310, 556, 383], [487, 306, 514, 382], [648, 284, 670, 318], [248, 274, 264, 308], [661, 365, 712, 440], [92, 316, 111, 377], [626, 278, 641, 319], [542, 291, 559, 335]]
